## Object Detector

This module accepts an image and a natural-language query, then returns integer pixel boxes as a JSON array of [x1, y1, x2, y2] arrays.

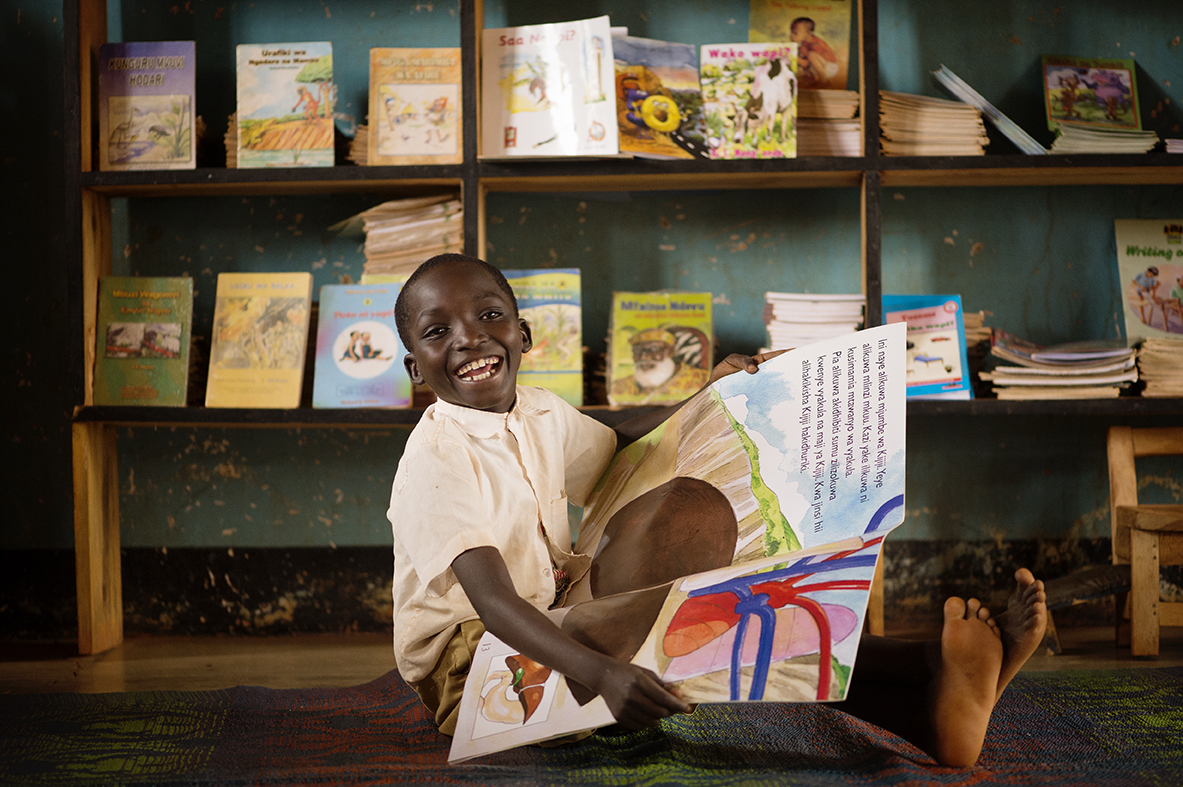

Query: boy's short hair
[[394, 253, 519, 349]]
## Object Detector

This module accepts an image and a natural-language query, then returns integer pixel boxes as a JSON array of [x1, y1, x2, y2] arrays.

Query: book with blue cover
[[312, 283, 411, 408], [882, 294, 972, 399]]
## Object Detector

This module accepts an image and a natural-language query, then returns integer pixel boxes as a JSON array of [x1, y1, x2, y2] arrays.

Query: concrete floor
[[1, 626, 1180, 696]]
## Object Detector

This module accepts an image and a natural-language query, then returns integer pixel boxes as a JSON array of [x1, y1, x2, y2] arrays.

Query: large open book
[[448, 322, 906, 763]]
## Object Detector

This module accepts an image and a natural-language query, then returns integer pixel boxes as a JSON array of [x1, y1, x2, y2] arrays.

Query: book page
[[448, 322, 906, 763]]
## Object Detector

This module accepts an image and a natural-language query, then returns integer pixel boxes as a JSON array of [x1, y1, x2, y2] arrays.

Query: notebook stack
[[762, 292, 865, 352], [1137, 338, 1183, 397], [878, 91, 988, 156], [348, 124, 369, 165], [798, 90, 862, 157], [331, 194, 464, 279], [982, 330, 1137, 399], [1049, 122, 1160, 154]]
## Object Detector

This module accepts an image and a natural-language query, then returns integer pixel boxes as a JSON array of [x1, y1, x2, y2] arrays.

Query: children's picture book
[[607, 291, 714, 407], [1042, 55, 1141, 131], [504, 269, 584, 407], [1114, 219, 1183, 344], [882, 294, 972, 400], [749, 0, 851, 92], [312, 283, 410, 409], [700, 43, 798, 159], [611, 34, 708, 160], [93, 276, 193, 406], [368, 47, 462, 166], [480, 16, 619, 159], [447, 321, 908, 762], [205, 272, 313, 408], [236, 42, 335, 168], [98, 42, 196, 171]]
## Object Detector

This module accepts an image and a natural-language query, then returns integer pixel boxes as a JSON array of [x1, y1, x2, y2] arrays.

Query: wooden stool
[[1107, 426, 1183, 657]]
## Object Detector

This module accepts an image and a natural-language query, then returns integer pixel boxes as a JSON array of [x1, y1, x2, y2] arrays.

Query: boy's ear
[[519, 318, 533, 354], [405, 353, 424, 385]]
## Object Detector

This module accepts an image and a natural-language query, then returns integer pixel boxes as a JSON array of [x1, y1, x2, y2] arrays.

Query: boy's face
[[403, 260, 532, 413]]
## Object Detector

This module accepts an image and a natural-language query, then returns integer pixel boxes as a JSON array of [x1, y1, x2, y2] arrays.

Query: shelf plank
[[881, 154, 1183, 187], [80, 167, 465, 197], [73, 398, 1183, 428]]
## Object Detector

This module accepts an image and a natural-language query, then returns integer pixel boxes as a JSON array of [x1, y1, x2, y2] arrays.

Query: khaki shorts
[[410, 619, 486, 736]]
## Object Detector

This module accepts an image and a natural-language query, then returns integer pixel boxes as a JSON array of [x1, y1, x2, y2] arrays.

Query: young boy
[[388, 253, 1047, 767]]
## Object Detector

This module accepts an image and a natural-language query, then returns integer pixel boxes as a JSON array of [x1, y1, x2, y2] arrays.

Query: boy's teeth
[[457, 357, 499, 380]]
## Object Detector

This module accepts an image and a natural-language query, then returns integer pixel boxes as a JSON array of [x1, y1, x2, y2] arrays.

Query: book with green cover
[[607, 291, 713, 406], [504, 268, 583, 406], [205, 272, 313, 408], [94, 276, 193, 406]]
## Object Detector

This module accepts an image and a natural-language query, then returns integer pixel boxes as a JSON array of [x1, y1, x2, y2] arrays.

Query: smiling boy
[[387, 253, 1049, 767]]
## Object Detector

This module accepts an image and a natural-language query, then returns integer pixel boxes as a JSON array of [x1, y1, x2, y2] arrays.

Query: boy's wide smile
[[456, 355, 502, 382]]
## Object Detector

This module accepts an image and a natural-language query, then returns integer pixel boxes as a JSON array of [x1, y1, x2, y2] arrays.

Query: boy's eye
[[481, 309, 503, 320], [422, 326, 447, 339]]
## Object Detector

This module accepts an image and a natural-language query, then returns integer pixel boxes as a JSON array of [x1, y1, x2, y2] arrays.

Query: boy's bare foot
[[927, 596, 1003, 768], [993, 568, 1048, 700]]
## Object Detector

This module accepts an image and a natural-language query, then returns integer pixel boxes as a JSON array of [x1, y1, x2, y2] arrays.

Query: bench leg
[[1129, 528, 1159, 658]]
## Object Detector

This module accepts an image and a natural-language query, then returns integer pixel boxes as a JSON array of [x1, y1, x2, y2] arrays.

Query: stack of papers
[[931, 65, 1047, 155], [1137, 338, 1183, 397], [1166, 139, 1183, 154], [348, 124, 369, 165], [330, 194, 464, 278], [799, 90, 860, 119], [983, 330, 1137, 399], [798, 118, 862, 157], [878, 91, 989, 156], [1050, 122, 1160, 154], [762, 292, 865, 352]]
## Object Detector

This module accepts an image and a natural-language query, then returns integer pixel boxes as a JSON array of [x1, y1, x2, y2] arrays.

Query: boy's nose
[[452, 319, 488, 347]]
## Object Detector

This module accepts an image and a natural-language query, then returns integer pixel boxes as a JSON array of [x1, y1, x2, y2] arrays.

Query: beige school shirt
[[387, 385, 618, 683]]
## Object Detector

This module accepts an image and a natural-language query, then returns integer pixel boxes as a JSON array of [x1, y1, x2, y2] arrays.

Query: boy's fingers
[[754, 348, 789, 363]]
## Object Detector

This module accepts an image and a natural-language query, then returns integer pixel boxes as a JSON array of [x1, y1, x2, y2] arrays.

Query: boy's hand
[[707, 349, 788, 385], [590, 656, 691, 730]]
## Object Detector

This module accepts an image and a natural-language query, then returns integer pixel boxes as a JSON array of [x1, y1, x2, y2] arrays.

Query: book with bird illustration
[[448, 321, 907, 763], [368, 47, 462, 166], [236, 42, 334, 168], [504, 269, 584, 407], [98, 41, 196, 171], [93, 276, 193, 405], [205, 272, 313, 408]]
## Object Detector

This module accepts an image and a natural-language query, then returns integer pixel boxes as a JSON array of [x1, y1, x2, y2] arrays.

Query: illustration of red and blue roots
[[664, 494, 904, 701]]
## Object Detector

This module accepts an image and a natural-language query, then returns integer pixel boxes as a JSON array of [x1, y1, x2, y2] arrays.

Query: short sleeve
[[557, 402, 617, 507], [389, 442, 500, 596]]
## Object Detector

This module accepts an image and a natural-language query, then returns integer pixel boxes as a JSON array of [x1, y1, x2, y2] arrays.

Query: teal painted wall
[[2, 0, 1180, 557]]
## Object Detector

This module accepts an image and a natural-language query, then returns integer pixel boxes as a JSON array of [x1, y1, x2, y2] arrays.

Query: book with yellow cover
[[205, 272, 313, 408], [504, 268, 583, 406], [607, 291, 713, 406], [368, 47, 462, 166]]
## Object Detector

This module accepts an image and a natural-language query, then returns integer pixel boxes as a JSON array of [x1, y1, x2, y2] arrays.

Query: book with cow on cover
[[447, 322, 907, 762], [700, 43, 798, 159]]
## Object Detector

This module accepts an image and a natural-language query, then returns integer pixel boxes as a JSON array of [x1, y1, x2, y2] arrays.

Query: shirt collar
[[431, 385, 552, 439]]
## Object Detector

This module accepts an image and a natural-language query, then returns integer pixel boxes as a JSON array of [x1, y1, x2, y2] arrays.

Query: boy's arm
[[612, 349, 787, 450], [451, 545, 691, 729]]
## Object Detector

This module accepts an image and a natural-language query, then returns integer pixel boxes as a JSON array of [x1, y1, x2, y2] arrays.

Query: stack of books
[[330, 194, 464, 279], [799, 89, 860, 119], [963, 309, 993, 395], [1049, 122, 1160, 153], [348, 124, 369, 165], [931, 65, 1047, 155], [1137, 338, 1183, 397], [878, 91, 989, 156], [1167, 139, 1183, 154], [798, 89, 861, 156], [982, 330, 1137, 400], [762, 292, 865, 352], [224, 114, 237, 167]]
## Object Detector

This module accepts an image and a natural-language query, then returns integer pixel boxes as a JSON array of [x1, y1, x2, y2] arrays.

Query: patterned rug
[[2, 667, 1181, 786]]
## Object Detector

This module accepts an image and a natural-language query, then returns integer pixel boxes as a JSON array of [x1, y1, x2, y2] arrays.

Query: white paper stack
[[1137, 338, 1183, 397], [798, 118, 862, 157], [878, 91, 989, 156], [1166, 139, 1183, 154], [984, 330, 1137, 399], [1050, 122, 1160, 154], [330, 194, 464, 278], [762, 292, 865, 352], [799, 89, 860, 119]]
